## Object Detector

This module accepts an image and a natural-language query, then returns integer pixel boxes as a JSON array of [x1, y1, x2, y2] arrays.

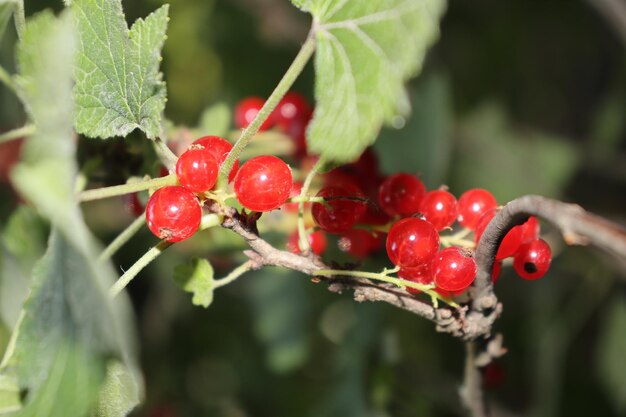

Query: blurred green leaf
[[92, 361, 141, 417], [375, 74, 452, 187], [0, 230, 139, 416], [0, 0, 16, 40], [0, 374, 20, 414], [452, 103, 579, 201], [247, 269, 310, 373], [198, 103, 231, 138], [294, 0, 446, 162], [73, 0, 169, 139], [597, 295, 626, 415], [174, 258, 215, 308], [2, 205, 47, 270]]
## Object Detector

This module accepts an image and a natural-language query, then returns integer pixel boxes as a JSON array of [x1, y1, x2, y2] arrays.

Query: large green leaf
[[0, 0, 16, 40], [292, 0, 446, 162], [73, 0, 169, 139]]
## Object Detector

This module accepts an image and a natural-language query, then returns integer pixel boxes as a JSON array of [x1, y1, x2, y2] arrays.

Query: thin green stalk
[[99, 215, 146, 262], [217, 34, 317, 189], [288, 195, 325, 204], [298, 158, 324, 252], [214, 260, 253, 289], [14, 0, 25, 40], [0, 66, 18, 95], [0, 124, 35, 144], [153, 137, 178, 170], [79, 174, 177, 202], [109, 240, 173, 297]]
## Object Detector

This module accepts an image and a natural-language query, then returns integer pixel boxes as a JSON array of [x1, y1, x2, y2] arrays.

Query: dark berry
[[379, 173, 426, 217], [145, 186, 202, 242], [386, 217, 439, 268], [513, 239, 551, 280], [287, 230, 327, 255], [312, 185, 366, 233], [338, 229, 382, 258], [234, 155, 292, 212], [457, 188, 497, 229]]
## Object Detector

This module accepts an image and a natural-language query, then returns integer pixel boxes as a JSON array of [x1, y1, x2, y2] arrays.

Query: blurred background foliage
[[1, 0, 626, 416]]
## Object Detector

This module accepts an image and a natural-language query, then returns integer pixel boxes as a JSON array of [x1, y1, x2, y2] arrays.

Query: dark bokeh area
[[1, 1, 625, 417]]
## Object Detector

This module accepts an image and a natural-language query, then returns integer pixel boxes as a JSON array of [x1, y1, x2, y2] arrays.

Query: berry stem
[[153, 137, 178, 170], [109, 239, 173, 298], [0, 124, 35, 144], [79, 174, 177, 202], [288, 195, 325, 204], [214, 260, 254, 289], [200, 213, 222, 230], [298, 157, 324, 252], [217, 33, 317, 189], [99, 215, 146, 262], [14, 0, 25, 40], [314, 268, 458, 307], [0, 65, 18, 97]]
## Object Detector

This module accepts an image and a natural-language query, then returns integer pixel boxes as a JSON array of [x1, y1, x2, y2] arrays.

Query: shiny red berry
[[520, 216, 540, 243], [234, 155, 292, 212], [175, 146, 219, 193], [432, 247, 477, 292], [513, 239, 551, 280], [457, 188, 497, 229], [287, 230, 327, 255], [379, 173, 426, 217], [312, 185, 366, 233], [234, 97, 274, 131], [492, 261, 503, 283], [474, 209, 523, 260], [338, 229, 382, 258], [419, 190, 458, 230], [145, 186, 202, 242], [386, 217, 439, 268], [192, 136, 240, 182]]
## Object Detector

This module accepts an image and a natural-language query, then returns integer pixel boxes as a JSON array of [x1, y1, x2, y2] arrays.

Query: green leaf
[[73, 0, 169, 139], [1, 230, 140, 416], [295, 0, 446, 162], [0, 374, 20, 414], [0, 0, 16, 40], [92, 361, 141, 417], [597, 295, 626, 414], [174, 258, 215, 308], [198, 102, 231, 138]]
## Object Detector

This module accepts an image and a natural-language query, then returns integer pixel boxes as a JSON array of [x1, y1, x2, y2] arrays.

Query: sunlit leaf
[[292, 0, 446, 162], [174, 258, 215, 308], [92, 361, 141, 417], [0, 0, 16, 40], [73, 0, 169, 139]]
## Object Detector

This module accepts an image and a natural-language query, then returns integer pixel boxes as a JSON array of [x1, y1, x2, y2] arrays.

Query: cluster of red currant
[[143, 90, 552, 299]]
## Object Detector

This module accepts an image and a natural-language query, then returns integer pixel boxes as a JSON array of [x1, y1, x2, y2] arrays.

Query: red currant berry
[[287, 230, 327, 255], [123, 193, 144, 217], [520, 216, 540, 244], [513, 239, 551, 280], [338, 229, 382, 259], [273, 92, 312, 129], [283, 182, 305, 213], [234, 97, 274, 131], [419, 190, 458, 230], [234, 155, 292, 212], [399, 264, 433, 294], [432, 247, 477, 293], [192, 136, 240, 182], [474, 209, 523, 260], [145, 186, 202, 242], [483, 362, 505, 389], [378, 173, 426, 217], [311, 185, 366, 233], [175, 146, 219, 193], [386, 217, 439, 268], [457, 188, 497, 229]]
